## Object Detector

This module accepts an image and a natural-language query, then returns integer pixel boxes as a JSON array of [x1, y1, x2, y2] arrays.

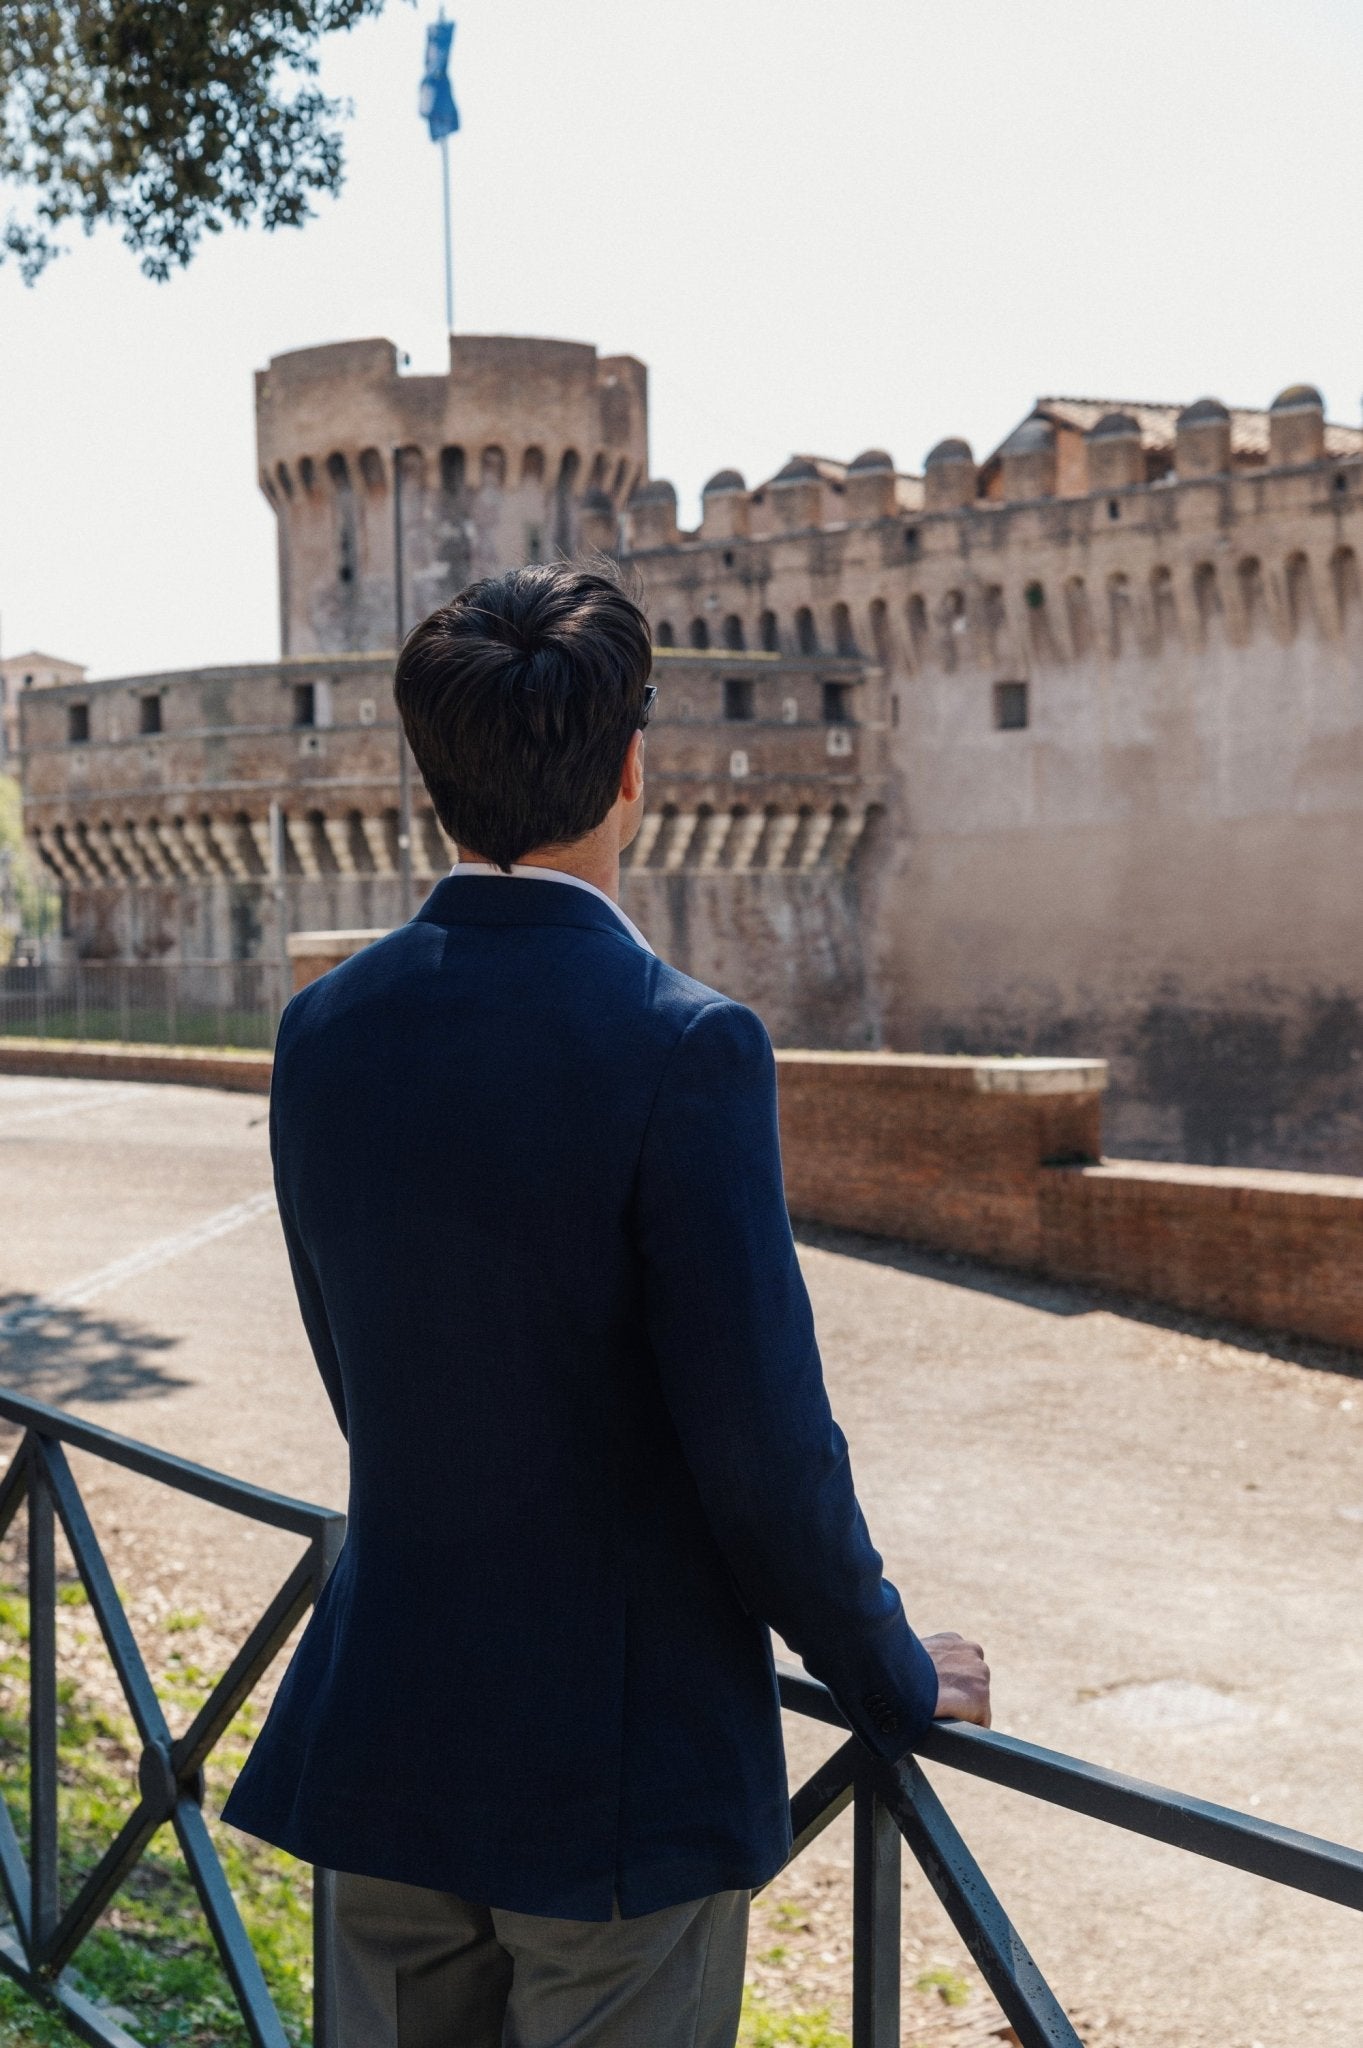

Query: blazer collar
[[414, 873, 648, 948]]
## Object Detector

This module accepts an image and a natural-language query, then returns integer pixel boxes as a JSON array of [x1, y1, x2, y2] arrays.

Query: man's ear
[[620, 728, 645, 806]]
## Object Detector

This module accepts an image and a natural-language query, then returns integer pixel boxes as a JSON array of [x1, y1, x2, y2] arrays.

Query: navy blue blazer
[[224, 874, 938, 1917]]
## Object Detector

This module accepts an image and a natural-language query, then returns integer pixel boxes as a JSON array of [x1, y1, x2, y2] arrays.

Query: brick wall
[[3, 1031, 1359, 1351], [1040, 1161, 1363, 1352], [776, 1051, 1106, 1269], [288, 930, 386, 992], [0, 1039, 272, 1094], [777, 1052, 1363, 1350]]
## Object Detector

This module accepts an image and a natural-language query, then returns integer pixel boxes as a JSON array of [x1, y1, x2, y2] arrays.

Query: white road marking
[[0, 1085, 146, 1131], [0, 1191, 277, 1334]]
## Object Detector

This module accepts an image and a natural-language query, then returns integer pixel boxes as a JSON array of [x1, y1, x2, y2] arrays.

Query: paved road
[[1, 1072, 1361, 2045]]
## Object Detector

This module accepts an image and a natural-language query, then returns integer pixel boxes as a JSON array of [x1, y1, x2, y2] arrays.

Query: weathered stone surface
[[20, 341, 1363, 1166]]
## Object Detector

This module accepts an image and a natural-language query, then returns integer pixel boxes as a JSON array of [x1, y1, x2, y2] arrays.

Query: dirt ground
[[2, 1071, 1361, 2046]]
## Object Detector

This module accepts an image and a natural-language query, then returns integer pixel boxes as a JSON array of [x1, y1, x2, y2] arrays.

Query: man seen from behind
[[224, 562, 990, 2048]]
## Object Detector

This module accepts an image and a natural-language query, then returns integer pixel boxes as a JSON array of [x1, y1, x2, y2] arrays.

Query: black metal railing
[[0, 961, 284, 1050], [776, 1665, 1363, 2046], [0, 1387, 343, 2048], [0, 1382, 1360, 2046]]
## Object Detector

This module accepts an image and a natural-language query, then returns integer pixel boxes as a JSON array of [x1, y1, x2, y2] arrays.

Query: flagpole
[[441, 131, 453, 334], [393, 445, 415, 922]]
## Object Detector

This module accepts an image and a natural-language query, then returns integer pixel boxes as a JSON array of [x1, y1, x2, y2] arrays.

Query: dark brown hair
[[394, 561, 652, 871]]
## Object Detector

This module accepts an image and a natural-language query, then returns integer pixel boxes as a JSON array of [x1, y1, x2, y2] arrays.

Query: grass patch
[[915, 1964, 971, 2007], [0, 1585, 313, 2046], [740, 1990, 850, 2047]]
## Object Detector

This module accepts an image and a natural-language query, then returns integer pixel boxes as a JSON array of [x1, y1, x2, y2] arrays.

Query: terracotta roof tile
[[1030, 397, 1363, 461]]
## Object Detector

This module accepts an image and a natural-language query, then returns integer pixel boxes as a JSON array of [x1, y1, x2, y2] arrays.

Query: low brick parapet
[[774, 1050, 1362, 1349], [776, 1050, 1106, 1270], [287, 930, 387, 992], [0, 1039, 273, 1094], [1040, 1159, 1363, 1351], [2, 1032, 1359, 1351]]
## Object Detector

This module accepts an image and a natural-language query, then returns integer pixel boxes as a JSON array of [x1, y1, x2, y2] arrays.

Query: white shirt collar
[[446, 862, 654, 955]]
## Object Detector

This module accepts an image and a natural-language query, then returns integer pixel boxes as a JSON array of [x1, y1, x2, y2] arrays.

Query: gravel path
[[1, 1072, 1361, 2045]]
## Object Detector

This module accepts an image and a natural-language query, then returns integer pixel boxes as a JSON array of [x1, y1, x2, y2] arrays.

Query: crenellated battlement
[[626, 385, 1363, 682], [256, 335, 648, 656], [23, 337, 1363, 1166]]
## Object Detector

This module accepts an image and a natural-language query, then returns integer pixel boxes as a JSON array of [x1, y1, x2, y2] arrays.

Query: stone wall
[[21, 649, 888, 1048], [256, 336, 649, 656], [21, 331, 1363, 1169], [876, 461, 1363, 1174], [622, 867, 882, 1049], [631, 406, 1363, 1172]]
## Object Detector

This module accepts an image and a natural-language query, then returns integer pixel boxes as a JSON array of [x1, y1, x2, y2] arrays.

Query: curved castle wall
[[256, 336, 649, 655], [22, 340, 1363, 1168]]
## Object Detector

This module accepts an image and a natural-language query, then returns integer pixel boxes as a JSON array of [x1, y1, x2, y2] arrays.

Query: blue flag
[[420, 19, 459, 142]]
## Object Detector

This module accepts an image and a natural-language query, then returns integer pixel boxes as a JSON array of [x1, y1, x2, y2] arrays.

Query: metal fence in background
[[0, 962, 284, 1051]]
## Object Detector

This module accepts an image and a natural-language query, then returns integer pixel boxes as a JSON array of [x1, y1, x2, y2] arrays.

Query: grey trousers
[[327, 1870, 750, 2048]]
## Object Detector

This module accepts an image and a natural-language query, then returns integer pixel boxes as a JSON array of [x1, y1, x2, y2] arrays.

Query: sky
[[2, 0, 1361, 679]]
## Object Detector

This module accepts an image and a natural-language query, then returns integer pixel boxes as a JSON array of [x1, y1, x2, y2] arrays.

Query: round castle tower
[[256, 335, 650, 656]]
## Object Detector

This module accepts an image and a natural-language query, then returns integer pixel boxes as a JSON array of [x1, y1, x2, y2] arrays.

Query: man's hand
[[924, 1632, 991, 1727]]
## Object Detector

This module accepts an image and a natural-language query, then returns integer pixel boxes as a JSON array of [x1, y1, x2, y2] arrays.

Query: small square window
[[822, 681, 853, 724], [1107, 498, 1121, 521], [67, 703, 90, 744], [724, 676, 754, 721], [293, 682, 316, 728], [993, 680, 1029, 730], [139, 693, 162, 735]]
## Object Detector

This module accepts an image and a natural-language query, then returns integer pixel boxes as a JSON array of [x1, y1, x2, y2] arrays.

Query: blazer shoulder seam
[[631, 994, 736, 1177]]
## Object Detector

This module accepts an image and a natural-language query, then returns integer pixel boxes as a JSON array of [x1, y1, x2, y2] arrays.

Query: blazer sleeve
[[269, 1062, 349, 1441], [635, 998, 939, 1760]]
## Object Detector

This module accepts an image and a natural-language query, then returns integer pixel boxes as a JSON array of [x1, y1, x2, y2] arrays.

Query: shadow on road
[[791, 1219, 1363, 1382], [0, 1298, 191, 1407]]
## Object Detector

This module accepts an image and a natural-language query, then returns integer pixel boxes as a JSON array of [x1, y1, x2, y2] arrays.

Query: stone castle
[[18, 335, 1363, 1169]]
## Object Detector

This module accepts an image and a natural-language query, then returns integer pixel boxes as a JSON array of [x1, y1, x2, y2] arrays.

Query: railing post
[[852, 1769, 901, 2048], [309, 1519, 345, 2048], [313, 1865, 337, 2048], [27, 1441, 59, 1965]]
